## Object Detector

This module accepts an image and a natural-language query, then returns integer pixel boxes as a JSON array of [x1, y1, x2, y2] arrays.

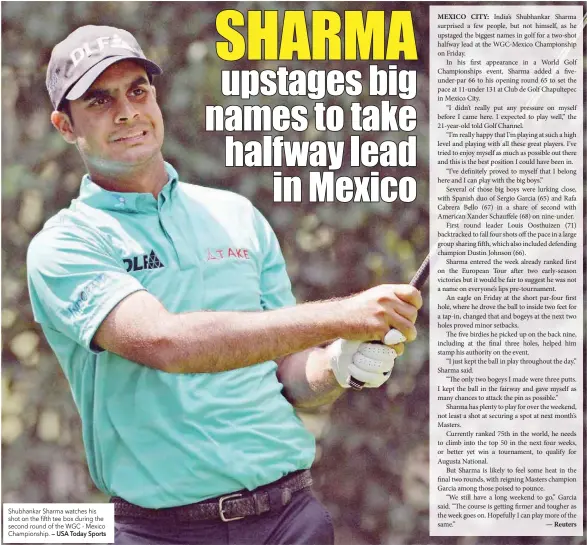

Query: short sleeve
[[27, 227, 145, 352], [253, 207, 296, 310]]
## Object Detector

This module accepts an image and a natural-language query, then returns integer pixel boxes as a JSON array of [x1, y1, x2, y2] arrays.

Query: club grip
[[348, 255, 430, 391]]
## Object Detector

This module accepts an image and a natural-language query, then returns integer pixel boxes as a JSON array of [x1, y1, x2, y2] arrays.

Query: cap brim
[[65, 55, 162, 101]]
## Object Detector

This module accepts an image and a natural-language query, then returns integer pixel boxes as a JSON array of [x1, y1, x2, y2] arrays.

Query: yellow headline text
[[216, 10, 418, 61]]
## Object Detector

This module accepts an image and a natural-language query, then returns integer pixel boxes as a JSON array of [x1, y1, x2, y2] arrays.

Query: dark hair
[[59, 100, 74, 126]]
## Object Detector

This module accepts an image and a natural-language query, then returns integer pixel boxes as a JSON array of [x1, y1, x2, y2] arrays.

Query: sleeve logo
[[67, 273, 107, 318]]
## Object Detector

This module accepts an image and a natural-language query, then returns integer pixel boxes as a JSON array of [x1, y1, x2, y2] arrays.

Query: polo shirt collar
[[77, 162, 179, 212]]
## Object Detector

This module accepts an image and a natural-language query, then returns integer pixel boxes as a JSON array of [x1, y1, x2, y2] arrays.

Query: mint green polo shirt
[[27, 162, 315, 508]]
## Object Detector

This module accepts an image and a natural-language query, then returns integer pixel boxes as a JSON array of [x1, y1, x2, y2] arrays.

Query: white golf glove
[[328, 332, 402, 388]]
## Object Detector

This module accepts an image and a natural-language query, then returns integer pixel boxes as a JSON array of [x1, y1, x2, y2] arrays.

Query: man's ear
[[152, 85, 157, 100], [50, 111, 76, 144]]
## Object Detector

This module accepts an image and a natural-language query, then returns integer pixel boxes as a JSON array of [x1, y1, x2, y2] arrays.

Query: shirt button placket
[[157, 194, 199, 270]]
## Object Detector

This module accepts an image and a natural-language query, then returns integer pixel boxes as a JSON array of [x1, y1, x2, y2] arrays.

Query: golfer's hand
[[341, 284, 421, 343], [328, 339, 398, 389]]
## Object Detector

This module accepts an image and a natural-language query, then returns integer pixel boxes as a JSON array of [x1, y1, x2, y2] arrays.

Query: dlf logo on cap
[[46, 25, 162, 110], [70, 34, 136, 67]]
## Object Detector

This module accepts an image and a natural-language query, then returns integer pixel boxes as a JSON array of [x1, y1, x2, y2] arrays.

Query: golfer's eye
[[131, 88, 146, 97], [89, 96, 111, 107]]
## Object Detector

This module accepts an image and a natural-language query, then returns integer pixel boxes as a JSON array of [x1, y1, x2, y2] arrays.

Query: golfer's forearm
[[276, 347, 345, 409], [156, 302, 350, 374]]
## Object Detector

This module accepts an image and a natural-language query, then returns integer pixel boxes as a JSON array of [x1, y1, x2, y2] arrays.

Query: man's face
[[58, 60, 164, 173]]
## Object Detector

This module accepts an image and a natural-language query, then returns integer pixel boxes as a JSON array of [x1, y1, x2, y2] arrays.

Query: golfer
[[27, 25, 421, 545]]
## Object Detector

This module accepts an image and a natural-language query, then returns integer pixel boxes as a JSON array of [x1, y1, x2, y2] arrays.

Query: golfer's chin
[[112, 147, 159, 166], [87, 147, 161, 177]]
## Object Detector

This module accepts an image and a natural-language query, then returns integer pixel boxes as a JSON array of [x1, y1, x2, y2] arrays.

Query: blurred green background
[[1, 2, 584, 545]]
